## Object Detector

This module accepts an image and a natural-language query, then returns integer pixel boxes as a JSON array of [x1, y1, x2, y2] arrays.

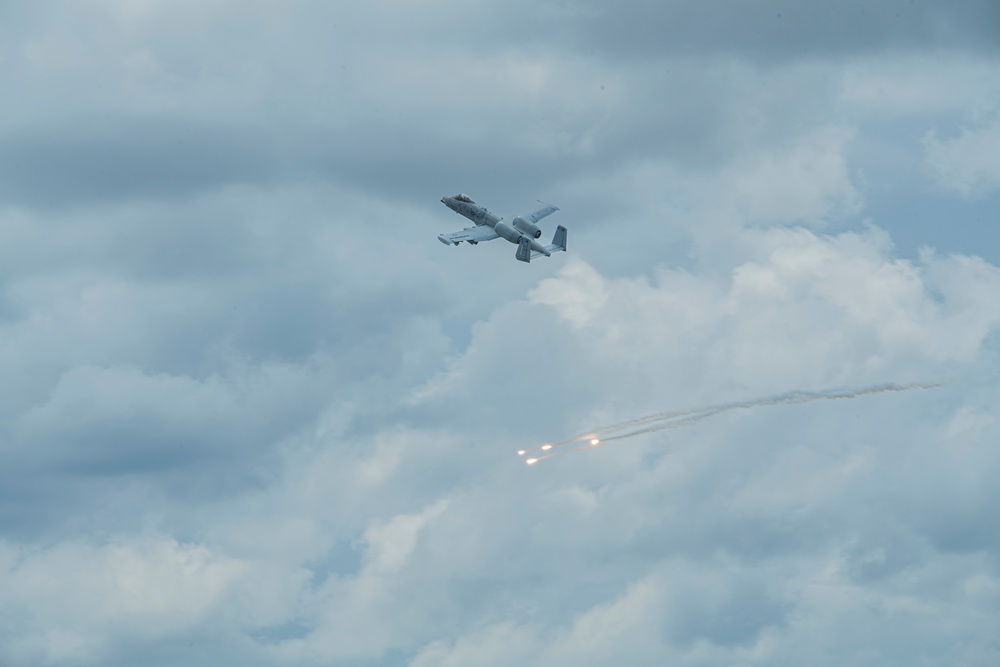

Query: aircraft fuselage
[[440, 196, 499, 226], [440, 195, 552, 255]]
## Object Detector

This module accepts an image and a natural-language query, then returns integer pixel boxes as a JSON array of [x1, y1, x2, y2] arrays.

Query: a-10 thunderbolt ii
[[438, 194, 567, 263]]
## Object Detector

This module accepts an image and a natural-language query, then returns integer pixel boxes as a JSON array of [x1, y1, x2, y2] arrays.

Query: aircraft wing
[[438, 224, 500, 245], [525, 203, 559, 223]]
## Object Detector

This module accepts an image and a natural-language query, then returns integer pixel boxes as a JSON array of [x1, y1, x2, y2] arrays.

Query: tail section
[[516, 225, 568, 263], [534, 225, 568, 258]]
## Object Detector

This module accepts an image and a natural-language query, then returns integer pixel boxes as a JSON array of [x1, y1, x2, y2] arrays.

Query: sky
[[1, 1, 999, 665]]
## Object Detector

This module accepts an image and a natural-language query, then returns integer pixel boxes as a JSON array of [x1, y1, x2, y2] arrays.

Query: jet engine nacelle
[[494, 221, 524, 244], [512, 216, 542, 239]]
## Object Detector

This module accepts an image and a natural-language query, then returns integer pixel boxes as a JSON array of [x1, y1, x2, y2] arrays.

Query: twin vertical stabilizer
[[516, 225, 568, 263]]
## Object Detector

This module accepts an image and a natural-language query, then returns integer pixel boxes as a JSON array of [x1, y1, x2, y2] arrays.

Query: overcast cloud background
[[1, 1, 999, 665]]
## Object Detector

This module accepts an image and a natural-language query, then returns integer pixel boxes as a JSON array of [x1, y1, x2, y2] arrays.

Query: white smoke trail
[[522, 382, 940, 464], [602, 383, 940, 442]]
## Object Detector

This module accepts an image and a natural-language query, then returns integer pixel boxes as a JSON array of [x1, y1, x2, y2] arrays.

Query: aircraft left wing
[[525, 203, 559, 224], [438, 225, 500, 246]]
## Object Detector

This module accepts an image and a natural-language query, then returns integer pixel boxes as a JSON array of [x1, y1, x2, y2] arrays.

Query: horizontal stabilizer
[[528, 225, 568, 260]]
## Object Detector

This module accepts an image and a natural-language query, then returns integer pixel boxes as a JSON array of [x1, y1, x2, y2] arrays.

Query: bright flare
[[541, 444, 553, 450], [517, 450, 527, 456], [590, 439, 600, 446], [526, 458, 539, 465]]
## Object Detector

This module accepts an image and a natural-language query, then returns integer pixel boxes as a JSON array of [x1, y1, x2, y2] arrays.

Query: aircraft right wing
[[438, 224, 500, 245], [525, 203, 559, 224]]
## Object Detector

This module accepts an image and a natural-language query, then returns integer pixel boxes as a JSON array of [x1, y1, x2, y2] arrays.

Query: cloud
[[363, 499, 450, 574], [0, 118, 278, 208], [0, 536, 258, 665], [266, 499, 452, 662], [840, 54, 1000, 118], [923, 111, 1000, 198], [14, 364, 317, 474], [722, 127, 862, 225], [506, 227, 1000, 398], [2, 217, 998, 666], [366, 225, 1000, 665], [513, 0, 1000, 62]]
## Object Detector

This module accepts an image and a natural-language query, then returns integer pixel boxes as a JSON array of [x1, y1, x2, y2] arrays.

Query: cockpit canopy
[[453, 194, 475, 203]]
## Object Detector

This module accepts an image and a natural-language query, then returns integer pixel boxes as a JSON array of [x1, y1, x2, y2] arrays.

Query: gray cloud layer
[[528, 0, 1000, 60]]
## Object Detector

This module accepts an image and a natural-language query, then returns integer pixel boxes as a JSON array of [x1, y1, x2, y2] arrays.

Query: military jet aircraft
[[438, 194, 567, 263]]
